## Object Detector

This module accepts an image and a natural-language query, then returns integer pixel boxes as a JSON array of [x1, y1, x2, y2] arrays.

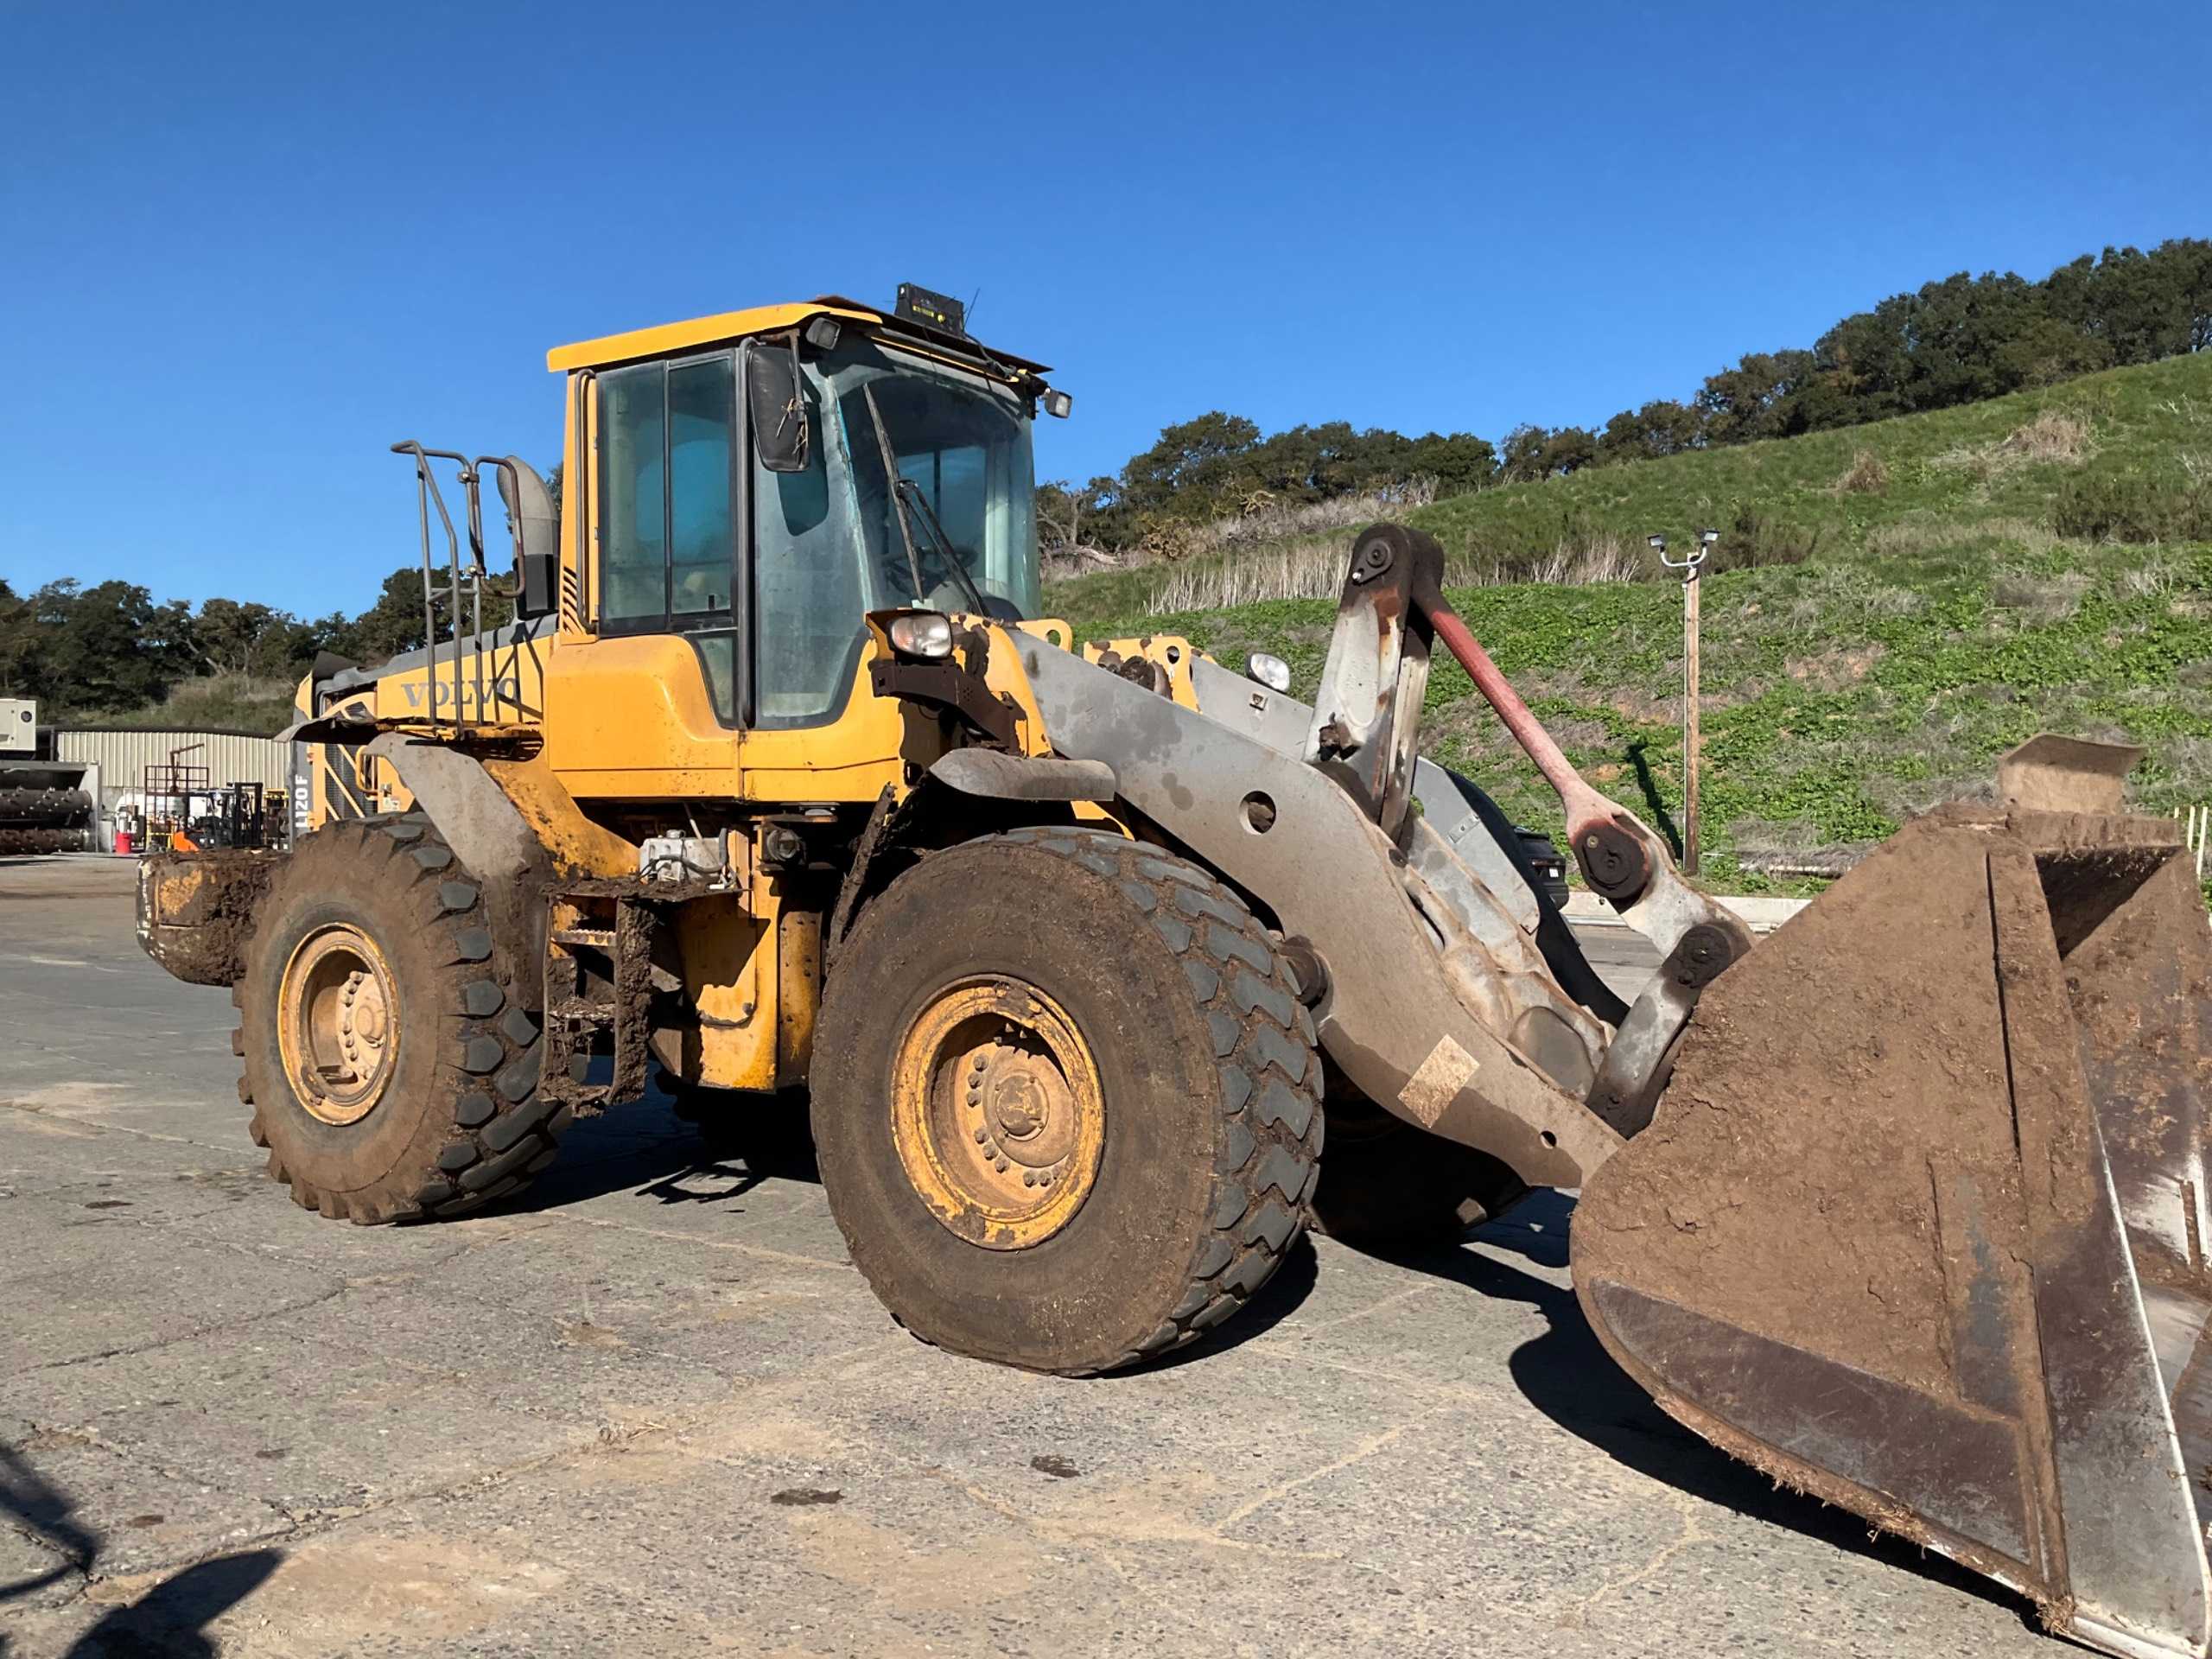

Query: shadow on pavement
[[2, 1443, 281, 1656], [492, 1090, 817, 1216], [0, 1444, 98, 1606], [1382, 1190, 2035, 1630], [60, 1550, 283, 1658]]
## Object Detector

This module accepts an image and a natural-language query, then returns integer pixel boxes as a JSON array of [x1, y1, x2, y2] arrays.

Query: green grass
[[1045, 354, 2212, 891]]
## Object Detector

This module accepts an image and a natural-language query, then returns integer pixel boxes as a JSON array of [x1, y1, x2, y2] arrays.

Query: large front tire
[[811, 827, 1324, 1375], [236, 814, 566, 1223]]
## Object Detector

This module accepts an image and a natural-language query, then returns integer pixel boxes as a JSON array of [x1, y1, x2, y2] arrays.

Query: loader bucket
[[1573, 804, 2212, 1658]]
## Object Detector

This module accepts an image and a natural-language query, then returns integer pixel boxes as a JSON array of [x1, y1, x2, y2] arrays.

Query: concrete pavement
[[0, 855, 2044, 1657]]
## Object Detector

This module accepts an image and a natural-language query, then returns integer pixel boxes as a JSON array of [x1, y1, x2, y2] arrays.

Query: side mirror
[[747, 341, 810, 474]]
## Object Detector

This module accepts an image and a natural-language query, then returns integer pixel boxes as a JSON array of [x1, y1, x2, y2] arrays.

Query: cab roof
[[545, 296, 1050, 378]]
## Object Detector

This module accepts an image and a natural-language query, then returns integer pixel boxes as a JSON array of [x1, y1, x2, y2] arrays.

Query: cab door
[[542, 351, 744, 793]]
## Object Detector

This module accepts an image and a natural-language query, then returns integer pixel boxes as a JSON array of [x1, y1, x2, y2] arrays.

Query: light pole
[[1651, 530, 1715, 875]]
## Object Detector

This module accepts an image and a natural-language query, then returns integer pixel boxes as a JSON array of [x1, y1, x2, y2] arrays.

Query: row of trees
[[1042, 239, 2212, 547], [0, 569, 454, 716], [1036, 416, 1500, 551]]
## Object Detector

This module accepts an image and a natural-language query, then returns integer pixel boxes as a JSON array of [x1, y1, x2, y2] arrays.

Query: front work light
[[1043, 390, 1073, 419], [888, 612, 955, 658], [1246, 652, 1293, 693]]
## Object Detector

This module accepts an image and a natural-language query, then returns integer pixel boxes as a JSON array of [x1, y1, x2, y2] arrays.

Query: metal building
[[54, 728, 289, 849]]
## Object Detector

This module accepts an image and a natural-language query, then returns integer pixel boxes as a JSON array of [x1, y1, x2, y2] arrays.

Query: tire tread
[[1001, 827, 1324, 1370], [244, 812, 564, 1224]]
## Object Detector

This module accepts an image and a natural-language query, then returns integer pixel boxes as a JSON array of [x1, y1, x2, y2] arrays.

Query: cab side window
[[600, 364, 669, 627], [597, 355, 740, 720]]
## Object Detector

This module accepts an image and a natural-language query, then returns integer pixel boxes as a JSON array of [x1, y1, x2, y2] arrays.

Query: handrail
[[389, 442, 482, 732]]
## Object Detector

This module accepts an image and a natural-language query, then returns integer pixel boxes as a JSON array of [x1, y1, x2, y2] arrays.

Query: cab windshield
[[753, 339, 1039, 727]]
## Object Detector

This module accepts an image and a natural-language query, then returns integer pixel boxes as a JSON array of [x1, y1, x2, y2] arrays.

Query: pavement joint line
[[156, 1402, 724, 1560], [1269, 1278, 1441, 1338], [1217, 1417, 1426, 1529], [6, 1281, 349, 1380], [0, 1098, 267, 1161], [18, 1229, 766, 1406], [159, 1206, 562, 1278], [1232, 1339, 1516, 1409], [1569, 1486, 1711, 1618], [6, 1416, 302, 1562], [16, 1346, 690, 1510], [16, 1184, 282, 1230], [942, 1465, 1348, 1564], [136, 1208, 835, 1392], [663, 1345, 1366, 1570], [58, 1202, 369, 1274]]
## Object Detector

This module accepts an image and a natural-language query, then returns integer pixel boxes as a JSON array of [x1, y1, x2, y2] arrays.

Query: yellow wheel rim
[[890, 976, 1105, 1250], [277, 923, 399, 1126]]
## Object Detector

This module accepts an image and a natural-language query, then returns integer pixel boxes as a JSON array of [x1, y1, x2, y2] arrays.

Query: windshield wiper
[[859, 383, 928, 603], [897, 475, 991, 617], [859, 380, 991, 617]]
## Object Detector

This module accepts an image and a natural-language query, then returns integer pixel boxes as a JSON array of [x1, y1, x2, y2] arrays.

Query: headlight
[[1246, 652, 1292, 694], [888, 612, 954, 659]]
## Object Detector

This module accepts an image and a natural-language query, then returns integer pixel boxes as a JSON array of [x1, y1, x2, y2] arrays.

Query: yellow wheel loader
[[137, 288, 2212, 1656]]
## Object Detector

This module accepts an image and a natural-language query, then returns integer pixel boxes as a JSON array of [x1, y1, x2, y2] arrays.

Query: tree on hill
[[1056, 238, 2212, 555], [1407, 432, 1500, 494], [1120, 412, 1265, 520], [191, 598, 316, 680], [1037, 477, 1121, 553], [4, 580, 197, 713], [1695, 350, 1816, 445], [1599, 399, 1705, 464], [1497, 424, 1550, 484]]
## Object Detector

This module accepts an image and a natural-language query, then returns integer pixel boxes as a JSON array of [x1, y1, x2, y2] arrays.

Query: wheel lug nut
[[994, 1157, 1008, 1173], [973, 1127, 988, 1144]]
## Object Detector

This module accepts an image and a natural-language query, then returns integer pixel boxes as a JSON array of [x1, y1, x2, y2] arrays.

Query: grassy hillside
[[72, 673, 299, 734], [1045, 353, 2212, 889]]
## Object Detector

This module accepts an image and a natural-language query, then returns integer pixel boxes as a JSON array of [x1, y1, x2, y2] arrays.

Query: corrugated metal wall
[[55, 728, 289, 797]]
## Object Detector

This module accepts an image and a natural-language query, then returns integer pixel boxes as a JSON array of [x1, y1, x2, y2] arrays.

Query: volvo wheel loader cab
[[137, 290, 2212, 1656]]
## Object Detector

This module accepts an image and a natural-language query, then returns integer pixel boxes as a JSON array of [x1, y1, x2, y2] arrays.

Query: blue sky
[[3, 0, 2206, 618]]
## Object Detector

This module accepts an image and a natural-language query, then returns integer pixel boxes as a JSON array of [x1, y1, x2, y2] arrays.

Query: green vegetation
[[0, 565, 486, 733], [1041, 240, 2212, 551], [1046, 353, 2212, 890]]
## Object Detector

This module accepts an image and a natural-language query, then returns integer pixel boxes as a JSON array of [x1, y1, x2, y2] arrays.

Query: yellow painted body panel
[[658, 890, 779, 1090], [546, 302, 881, 372], [364, 643, 546, 728], [296, 636, 549, 820], [538, 634, 734, 796]]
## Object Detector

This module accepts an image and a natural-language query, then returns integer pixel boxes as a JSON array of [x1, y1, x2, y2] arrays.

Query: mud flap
[[1573, 804, 2212, 1658]]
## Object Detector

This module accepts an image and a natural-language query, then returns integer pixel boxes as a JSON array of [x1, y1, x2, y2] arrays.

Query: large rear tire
[[236, 814, 566, 1223], [812, 826, 1324, 1375]]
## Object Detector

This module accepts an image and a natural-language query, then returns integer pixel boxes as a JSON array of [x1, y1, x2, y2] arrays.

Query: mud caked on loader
[[139, 288, 2212, 1656]]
